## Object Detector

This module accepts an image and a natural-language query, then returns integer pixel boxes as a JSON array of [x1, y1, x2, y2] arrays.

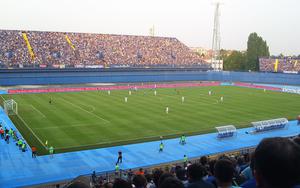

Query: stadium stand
[[0, 30, 208, 69], [259, 58, 300, 73]]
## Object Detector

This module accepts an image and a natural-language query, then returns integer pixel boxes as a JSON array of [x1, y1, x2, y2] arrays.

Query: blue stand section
[[0, 107, 299, 187]]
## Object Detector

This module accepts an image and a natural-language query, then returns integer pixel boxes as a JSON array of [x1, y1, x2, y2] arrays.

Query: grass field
[[1, 86, 300, 155]]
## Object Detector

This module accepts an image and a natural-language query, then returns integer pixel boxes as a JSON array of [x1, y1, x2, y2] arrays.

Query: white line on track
[[59, 97, 110, 124]]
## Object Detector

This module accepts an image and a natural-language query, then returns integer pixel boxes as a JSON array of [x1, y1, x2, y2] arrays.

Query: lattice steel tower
[[211, 2, 221, 71]]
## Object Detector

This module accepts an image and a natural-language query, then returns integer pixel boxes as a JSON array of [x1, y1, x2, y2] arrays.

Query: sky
[[0, 0, 299, 55]]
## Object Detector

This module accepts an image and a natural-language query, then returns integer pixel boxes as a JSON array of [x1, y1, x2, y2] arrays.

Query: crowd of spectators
[[0, 30, 31, 68], [259, 58, 300, 73], [0, 30, 208, 69], [62, 136, 300, 188], [0, 121, 28, 153]]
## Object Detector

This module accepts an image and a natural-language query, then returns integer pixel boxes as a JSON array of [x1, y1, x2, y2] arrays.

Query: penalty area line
[[30, 104, 46, 118], [59, 97, 110, 124]]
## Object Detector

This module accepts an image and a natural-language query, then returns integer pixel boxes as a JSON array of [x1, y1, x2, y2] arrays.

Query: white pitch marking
[[59, 97, 110, 124], [30, 104, 46, 118], [17, 114, 47, 149]]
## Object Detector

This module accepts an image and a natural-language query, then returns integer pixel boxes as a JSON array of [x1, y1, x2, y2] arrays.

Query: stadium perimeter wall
[[0, 68, 300, 86]]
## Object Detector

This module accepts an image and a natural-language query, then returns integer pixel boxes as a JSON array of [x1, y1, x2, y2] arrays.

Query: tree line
[[222, 33, 270, 71]]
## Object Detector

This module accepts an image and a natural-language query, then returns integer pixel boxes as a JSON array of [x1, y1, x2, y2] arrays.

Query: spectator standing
[[158, 177, 184, 188], [175, 167, 188, 185], [150, 169, 163, 188], [179, 134, 186, 145], [115, 163, 120, 173], [113, 178, 132, 188], [214, 159, 240, 188], [5, 133, 10, 144], [21, 142, 26, 152], [253, 137, 300, 188], [183, 155, 188, 167], [186, 163, 214, 188], [31, 146, 37, 158], [135, 168, 145, 175], [49, 146, 54, 158], [117, 151, 122, 164], [159, 142, 164, 152], [0, 127, 4, 139], [91, 171, 97, 187], [133, 174, 147, 188], [17, 139, 23, 149], [158, 173, 174, 187]]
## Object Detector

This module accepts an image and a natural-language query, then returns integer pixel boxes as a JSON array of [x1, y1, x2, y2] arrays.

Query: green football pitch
[[1, 86, 300, 155]]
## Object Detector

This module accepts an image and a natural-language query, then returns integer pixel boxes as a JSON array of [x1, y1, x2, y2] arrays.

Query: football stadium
[[1, 1, 300, 188]]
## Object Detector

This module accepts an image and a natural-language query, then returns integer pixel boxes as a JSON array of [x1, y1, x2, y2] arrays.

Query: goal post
[[4, 99, 18, 115]]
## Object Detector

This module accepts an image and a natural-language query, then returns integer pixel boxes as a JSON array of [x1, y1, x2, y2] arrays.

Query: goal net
[[4, 99, 18, 115]]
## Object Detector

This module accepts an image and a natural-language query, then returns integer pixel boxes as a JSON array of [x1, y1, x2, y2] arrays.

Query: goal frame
[[3, 99, 18, 115]]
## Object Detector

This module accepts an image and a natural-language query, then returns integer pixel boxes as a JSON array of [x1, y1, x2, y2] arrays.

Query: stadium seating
[[0, 30, 208, 69], [251, 118, 288, 133], [259, 58, 300, 73]]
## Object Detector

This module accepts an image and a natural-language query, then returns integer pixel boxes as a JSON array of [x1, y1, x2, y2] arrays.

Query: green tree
[[245, 33, 270, 71], [223, 51, 246, 71]]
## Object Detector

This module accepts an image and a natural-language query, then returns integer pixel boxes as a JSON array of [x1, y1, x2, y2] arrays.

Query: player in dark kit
[[49, 98, 52, 104], [117, 151, 122, 164], [297, 115, 300, 125]]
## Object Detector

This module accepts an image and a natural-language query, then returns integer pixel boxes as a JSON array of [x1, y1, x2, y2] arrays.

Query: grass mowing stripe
[[58, 97, 110, 124], [29, 104, 46, 118]]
